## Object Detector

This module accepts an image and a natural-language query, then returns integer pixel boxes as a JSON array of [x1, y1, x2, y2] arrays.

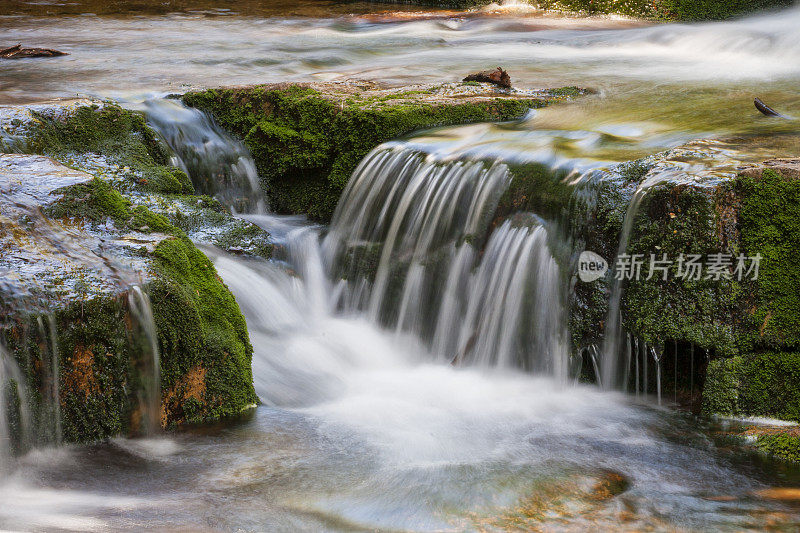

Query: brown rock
[[739, 159, 800, 180], [463, 67, 511, 89], [754, 97, 783, 117], [1, 43, 68, 59]]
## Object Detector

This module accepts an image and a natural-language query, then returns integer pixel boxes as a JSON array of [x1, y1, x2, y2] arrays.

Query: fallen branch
[[1, 43, 68, 59]]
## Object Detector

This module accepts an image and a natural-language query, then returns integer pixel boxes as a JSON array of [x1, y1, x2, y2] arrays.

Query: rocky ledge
[[371, 0, 793, 20], [183, 80, 586, 221]]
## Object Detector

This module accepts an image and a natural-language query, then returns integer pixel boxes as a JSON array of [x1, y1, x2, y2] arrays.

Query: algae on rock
[[183, 81, 584, 222], [0, 102, 261, 444]]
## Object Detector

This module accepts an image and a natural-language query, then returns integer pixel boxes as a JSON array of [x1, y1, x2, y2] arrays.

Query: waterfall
[[599, 168, 684, 390], [0, 345, 31, 473], [142, 98, 266, 214], [323, 146, 570, 376], [325, 146, 511, 326], [127, 286, 161, 435], [435, 220, 569, 376], [35, 315, 61, 445]]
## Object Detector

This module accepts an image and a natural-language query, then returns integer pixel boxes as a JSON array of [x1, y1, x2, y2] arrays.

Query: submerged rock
[[463, 67, 511, 89]]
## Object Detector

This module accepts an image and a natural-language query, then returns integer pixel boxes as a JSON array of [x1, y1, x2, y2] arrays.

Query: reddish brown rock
[[739, 159, 800, 180], [1, 44, 68, 59], [463, 67, 511, 89]]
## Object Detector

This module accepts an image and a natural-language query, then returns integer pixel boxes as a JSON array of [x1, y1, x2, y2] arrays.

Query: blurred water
[[1, 3, 800, 530]]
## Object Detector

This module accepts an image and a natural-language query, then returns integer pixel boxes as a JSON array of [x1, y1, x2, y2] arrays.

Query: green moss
[[51, 296, 133, 441], [183, 86, 549, 222], [395, 0, 791, 19], [656, 0, 792, 20], [756, 433, 800, 462], [149, 237, 258, 425], [736, 169, 800, 349], [702, 356, 742, 416], [702, 352, 800, 422], [621, 184, 741, 353], [24, 104, 193, 194], [6, 178, 257, 440], [212, 220, 273, 258], [46, 177, 175, 234], [738, 351, 800, 422]]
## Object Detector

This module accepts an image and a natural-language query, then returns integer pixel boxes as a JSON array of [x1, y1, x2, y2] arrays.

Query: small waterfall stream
[[323, 146, 570, 376], [142, 98, 267, 214], [128, 286, 161, 435], [2, 3, 800, 528], [0, 344, 30, 474], [35, 315, 61, 445]]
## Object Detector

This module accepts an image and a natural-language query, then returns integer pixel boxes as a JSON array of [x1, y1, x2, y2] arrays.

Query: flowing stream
[[2, 1, 800, 530]]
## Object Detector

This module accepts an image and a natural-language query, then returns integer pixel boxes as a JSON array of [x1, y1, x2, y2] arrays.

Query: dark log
[[754, 97, 784, 118], [463, 67, 511, 89], [1, 44, 68, 59]]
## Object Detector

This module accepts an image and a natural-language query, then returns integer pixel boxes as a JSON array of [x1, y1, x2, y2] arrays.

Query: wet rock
[[463, 67, 511, 89], [0, 102, 260, 444], [739, 158, 800, 180], [0, 44, 68, 59], [182, 80, 586, 221], [754, 97, 784, 118], [0, 153, 162, 312]]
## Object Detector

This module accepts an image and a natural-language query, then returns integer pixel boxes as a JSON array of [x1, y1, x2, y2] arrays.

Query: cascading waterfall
[[436, 220, 569, 376], [324, 145, 571, 376], [0, 344, 31, 473], [325, 147, 511, 327], [142, 98, 266, 214], [600, 168, 684, 391]]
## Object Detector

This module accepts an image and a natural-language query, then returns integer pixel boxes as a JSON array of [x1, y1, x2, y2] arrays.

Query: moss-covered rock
[[499, 148, 800, 417], [755, 433, 800, 462], [0, 101, 260, 445], [558, 163, 799, 356], [702, 351, 800, 422], [5, 103, 193, 194], [183, 81, 585, 222], [375, 0, 792, 20]]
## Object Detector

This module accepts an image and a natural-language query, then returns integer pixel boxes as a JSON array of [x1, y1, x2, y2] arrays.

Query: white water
[[322, 146, 571, 375], [140, 97, 267, 214], [128, 286, 162, 435]]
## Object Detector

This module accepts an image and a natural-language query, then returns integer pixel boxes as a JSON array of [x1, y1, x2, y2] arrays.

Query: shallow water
[[3, 242, 800, 530], [2, 1, 800, 530]]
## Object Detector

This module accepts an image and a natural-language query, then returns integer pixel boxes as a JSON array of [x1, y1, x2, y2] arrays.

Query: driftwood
[[1, 44, 68, 59], [463, 67, 511, 89], [754, 97, 785, 118]]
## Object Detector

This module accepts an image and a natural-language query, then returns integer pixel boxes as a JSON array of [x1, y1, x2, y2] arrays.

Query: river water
[[2, 1, 800, 531]]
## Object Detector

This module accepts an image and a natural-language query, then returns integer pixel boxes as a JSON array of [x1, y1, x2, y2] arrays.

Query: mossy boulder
[[372, 0, 793, 19], [703, 352, 800, 422], [0, 101, 261, 445], [183, 81, 585, 222], [2, 102, 192, 194], [498, 149, 800, 416]]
